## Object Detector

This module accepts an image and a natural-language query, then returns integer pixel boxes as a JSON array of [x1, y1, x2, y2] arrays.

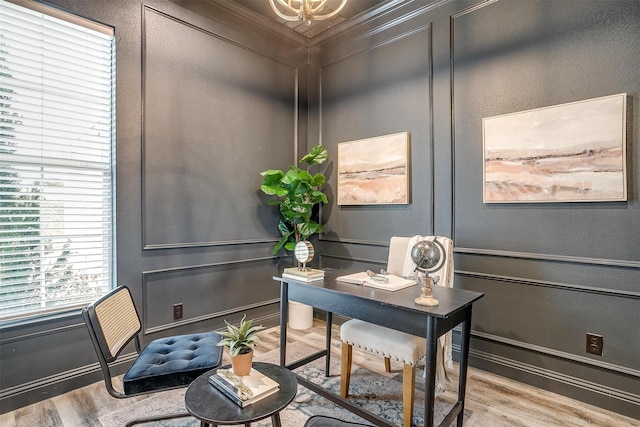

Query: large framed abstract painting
[[483, 93, 627, 203], [337, 132, 410, 205]]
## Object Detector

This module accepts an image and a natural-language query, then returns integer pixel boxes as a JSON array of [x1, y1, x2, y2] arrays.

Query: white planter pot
[[288, 301, 313, 330]]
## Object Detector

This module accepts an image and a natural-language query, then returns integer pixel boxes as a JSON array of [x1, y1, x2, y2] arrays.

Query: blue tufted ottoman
[[123, 332, 222, 395]]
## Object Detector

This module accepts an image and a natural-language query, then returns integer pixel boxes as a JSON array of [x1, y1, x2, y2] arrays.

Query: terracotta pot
[[231, 350, 253, 376]]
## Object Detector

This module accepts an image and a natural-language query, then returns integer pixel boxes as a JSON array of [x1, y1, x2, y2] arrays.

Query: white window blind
[[0, 0, 115, 320]]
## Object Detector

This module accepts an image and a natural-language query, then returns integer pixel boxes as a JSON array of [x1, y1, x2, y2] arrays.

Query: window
[[0, 0, 115, 321]]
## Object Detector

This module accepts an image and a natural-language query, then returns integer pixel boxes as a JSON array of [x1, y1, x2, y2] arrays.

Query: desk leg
[[325, 311, 333, 376], [280, 281, 288, 367], [271, 413, 282, 427], [457, 307, 473, 427], [424, 316, 438, 427]]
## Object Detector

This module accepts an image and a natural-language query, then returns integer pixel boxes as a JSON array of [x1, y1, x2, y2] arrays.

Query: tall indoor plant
[[260, 145, 329, 330], [260, 145, 328, 255]]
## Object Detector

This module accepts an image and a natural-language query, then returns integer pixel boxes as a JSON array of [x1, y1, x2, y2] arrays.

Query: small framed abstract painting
[[337, 132, 410, 205], [483, 93, 627, 203]]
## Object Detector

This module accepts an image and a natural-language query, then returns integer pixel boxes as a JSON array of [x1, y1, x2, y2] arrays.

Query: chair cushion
[[123, 332, 222, 395], [341, 319, 426, 366], [304, 415, 374, 427]]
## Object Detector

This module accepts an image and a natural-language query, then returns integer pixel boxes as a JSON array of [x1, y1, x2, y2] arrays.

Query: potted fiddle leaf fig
[[260, 145, 328, 255], [217, 315, 265, 376], [260, 145, 329, 330]]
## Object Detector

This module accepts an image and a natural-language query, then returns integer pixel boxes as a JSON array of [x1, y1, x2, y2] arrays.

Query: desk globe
[[411, 239, 446, 306]]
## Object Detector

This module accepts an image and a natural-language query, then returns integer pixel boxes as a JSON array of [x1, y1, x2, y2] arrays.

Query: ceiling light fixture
[[268, 0, 348, 26]]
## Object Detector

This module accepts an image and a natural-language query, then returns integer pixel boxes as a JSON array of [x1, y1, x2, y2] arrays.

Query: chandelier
[[268, 0, 349, 26]]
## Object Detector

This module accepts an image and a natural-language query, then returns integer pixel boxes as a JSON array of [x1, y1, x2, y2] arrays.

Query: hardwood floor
[[1, 321, 637, 426]]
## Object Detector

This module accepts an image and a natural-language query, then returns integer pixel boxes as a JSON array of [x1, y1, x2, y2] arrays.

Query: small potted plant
[[216, 315, 265, 376]]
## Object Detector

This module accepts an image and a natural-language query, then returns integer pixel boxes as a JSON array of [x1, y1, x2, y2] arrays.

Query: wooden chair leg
[[402, 364, 415, 427], [384, 356, 391, 372], [340, 342, 352, 398]]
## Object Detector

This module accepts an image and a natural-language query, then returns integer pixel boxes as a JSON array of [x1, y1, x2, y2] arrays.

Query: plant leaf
[[300, 145, 328, 165]]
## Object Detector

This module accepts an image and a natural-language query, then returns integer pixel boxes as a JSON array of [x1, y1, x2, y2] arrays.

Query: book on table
[[282, 267, 324, 279], [282, 273, 324, 282], [336, 271, 416, 291], [208, 368, 279, 408]]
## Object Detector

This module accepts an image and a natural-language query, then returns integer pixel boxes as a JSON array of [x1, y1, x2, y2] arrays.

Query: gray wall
[[0, 0, 638, 420], [313, 0, 640, 419], [0, 0, 302, 411]]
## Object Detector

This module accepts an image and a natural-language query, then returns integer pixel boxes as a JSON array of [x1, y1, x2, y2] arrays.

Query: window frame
[[0, 0, 116, 323]]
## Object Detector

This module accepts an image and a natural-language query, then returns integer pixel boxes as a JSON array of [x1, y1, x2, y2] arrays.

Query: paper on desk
[[336, 272, 416, 291]]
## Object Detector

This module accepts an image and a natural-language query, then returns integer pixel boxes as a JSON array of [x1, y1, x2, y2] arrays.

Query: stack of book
[[282, 267, 325, 282], [208, 368, 279, 408]]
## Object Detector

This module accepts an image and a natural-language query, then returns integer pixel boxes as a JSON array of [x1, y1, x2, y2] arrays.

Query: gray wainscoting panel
[[450, 0, 640, 417], [451, 0, 640, 261], [142, 6, 297, 249], [319, 25, 434, 243], [142, 257, 280, 333]]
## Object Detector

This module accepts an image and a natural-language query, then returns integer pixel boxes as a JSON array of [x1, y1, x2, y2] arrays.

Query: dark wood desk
[[275, 272, 484, 427]]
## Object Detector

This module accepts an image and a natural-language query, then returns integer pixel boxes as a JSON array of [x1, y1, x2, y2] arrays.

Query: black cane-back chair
[[82, 285, 222, 426]]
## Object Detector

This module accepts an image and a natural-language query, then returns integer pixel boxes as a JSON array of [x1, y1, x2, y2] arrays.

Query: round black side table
[[185, 362, 297, 427]]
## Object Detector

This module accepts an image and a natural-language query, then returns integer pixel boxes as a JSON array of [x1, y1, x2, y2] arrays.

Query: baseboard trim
[[0, 353, 134, 406], [469, 348, 640, 407], [472, 331, 640, 378]]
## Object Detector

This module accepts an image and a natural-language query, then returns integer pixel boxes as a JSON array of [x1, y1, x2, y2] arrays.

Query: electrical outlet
[[586, 333, 603, 356], [173, 303, 183, 321]]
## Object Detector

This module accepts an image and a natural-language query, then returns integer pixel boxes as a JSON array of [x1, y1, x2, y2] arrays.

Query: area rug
[[99, 342, 470, 426]]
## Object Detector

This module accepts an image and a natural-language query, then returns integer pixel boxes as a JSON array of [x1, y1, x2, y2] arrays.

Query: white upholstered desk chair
[[340, 236, 454, 427]]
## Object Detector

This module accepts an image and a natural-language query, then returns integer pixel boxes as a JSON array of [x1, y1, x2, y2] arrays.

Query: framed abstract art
[[483, 93, 627, 203]]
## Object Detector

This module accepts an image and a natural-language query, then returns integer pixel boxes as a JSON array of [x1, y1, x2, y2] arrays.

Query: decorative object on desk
[[366, 269, 389, 283], [283, 267, 325, 280], [483, 93, 627, 203], [283, 241, 324, 329], [217, 315, 265, 375], [208, 367, 279, 408], [337, 132, 410, 205], [410, 238, 446, 306], [295, 240, 315, 268], [261, 144, 328, 332], [282, 272, 324, 282], [283, 241, 325, 282], [259, 145, 328, 255]]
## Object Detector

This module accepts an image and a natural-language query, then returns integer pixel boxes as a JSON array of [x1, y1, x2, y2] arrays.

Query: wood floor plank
[[5, 320, 638, 427]]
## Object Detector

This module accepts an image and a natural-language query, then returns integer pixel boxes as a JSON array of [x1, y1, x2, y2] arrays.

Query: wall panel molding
[[319, 236, 389, 246], [319, 253, 386, 267], [141, 5, 298, 250], [457, 270, 640, 299], [144, 299, 280, 335], [318, 23, 435, 243], [449, 0, 499, 243], [141, 256, 279, 333], [143, 238, 280, 251], [455, 247, 640, 269]]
